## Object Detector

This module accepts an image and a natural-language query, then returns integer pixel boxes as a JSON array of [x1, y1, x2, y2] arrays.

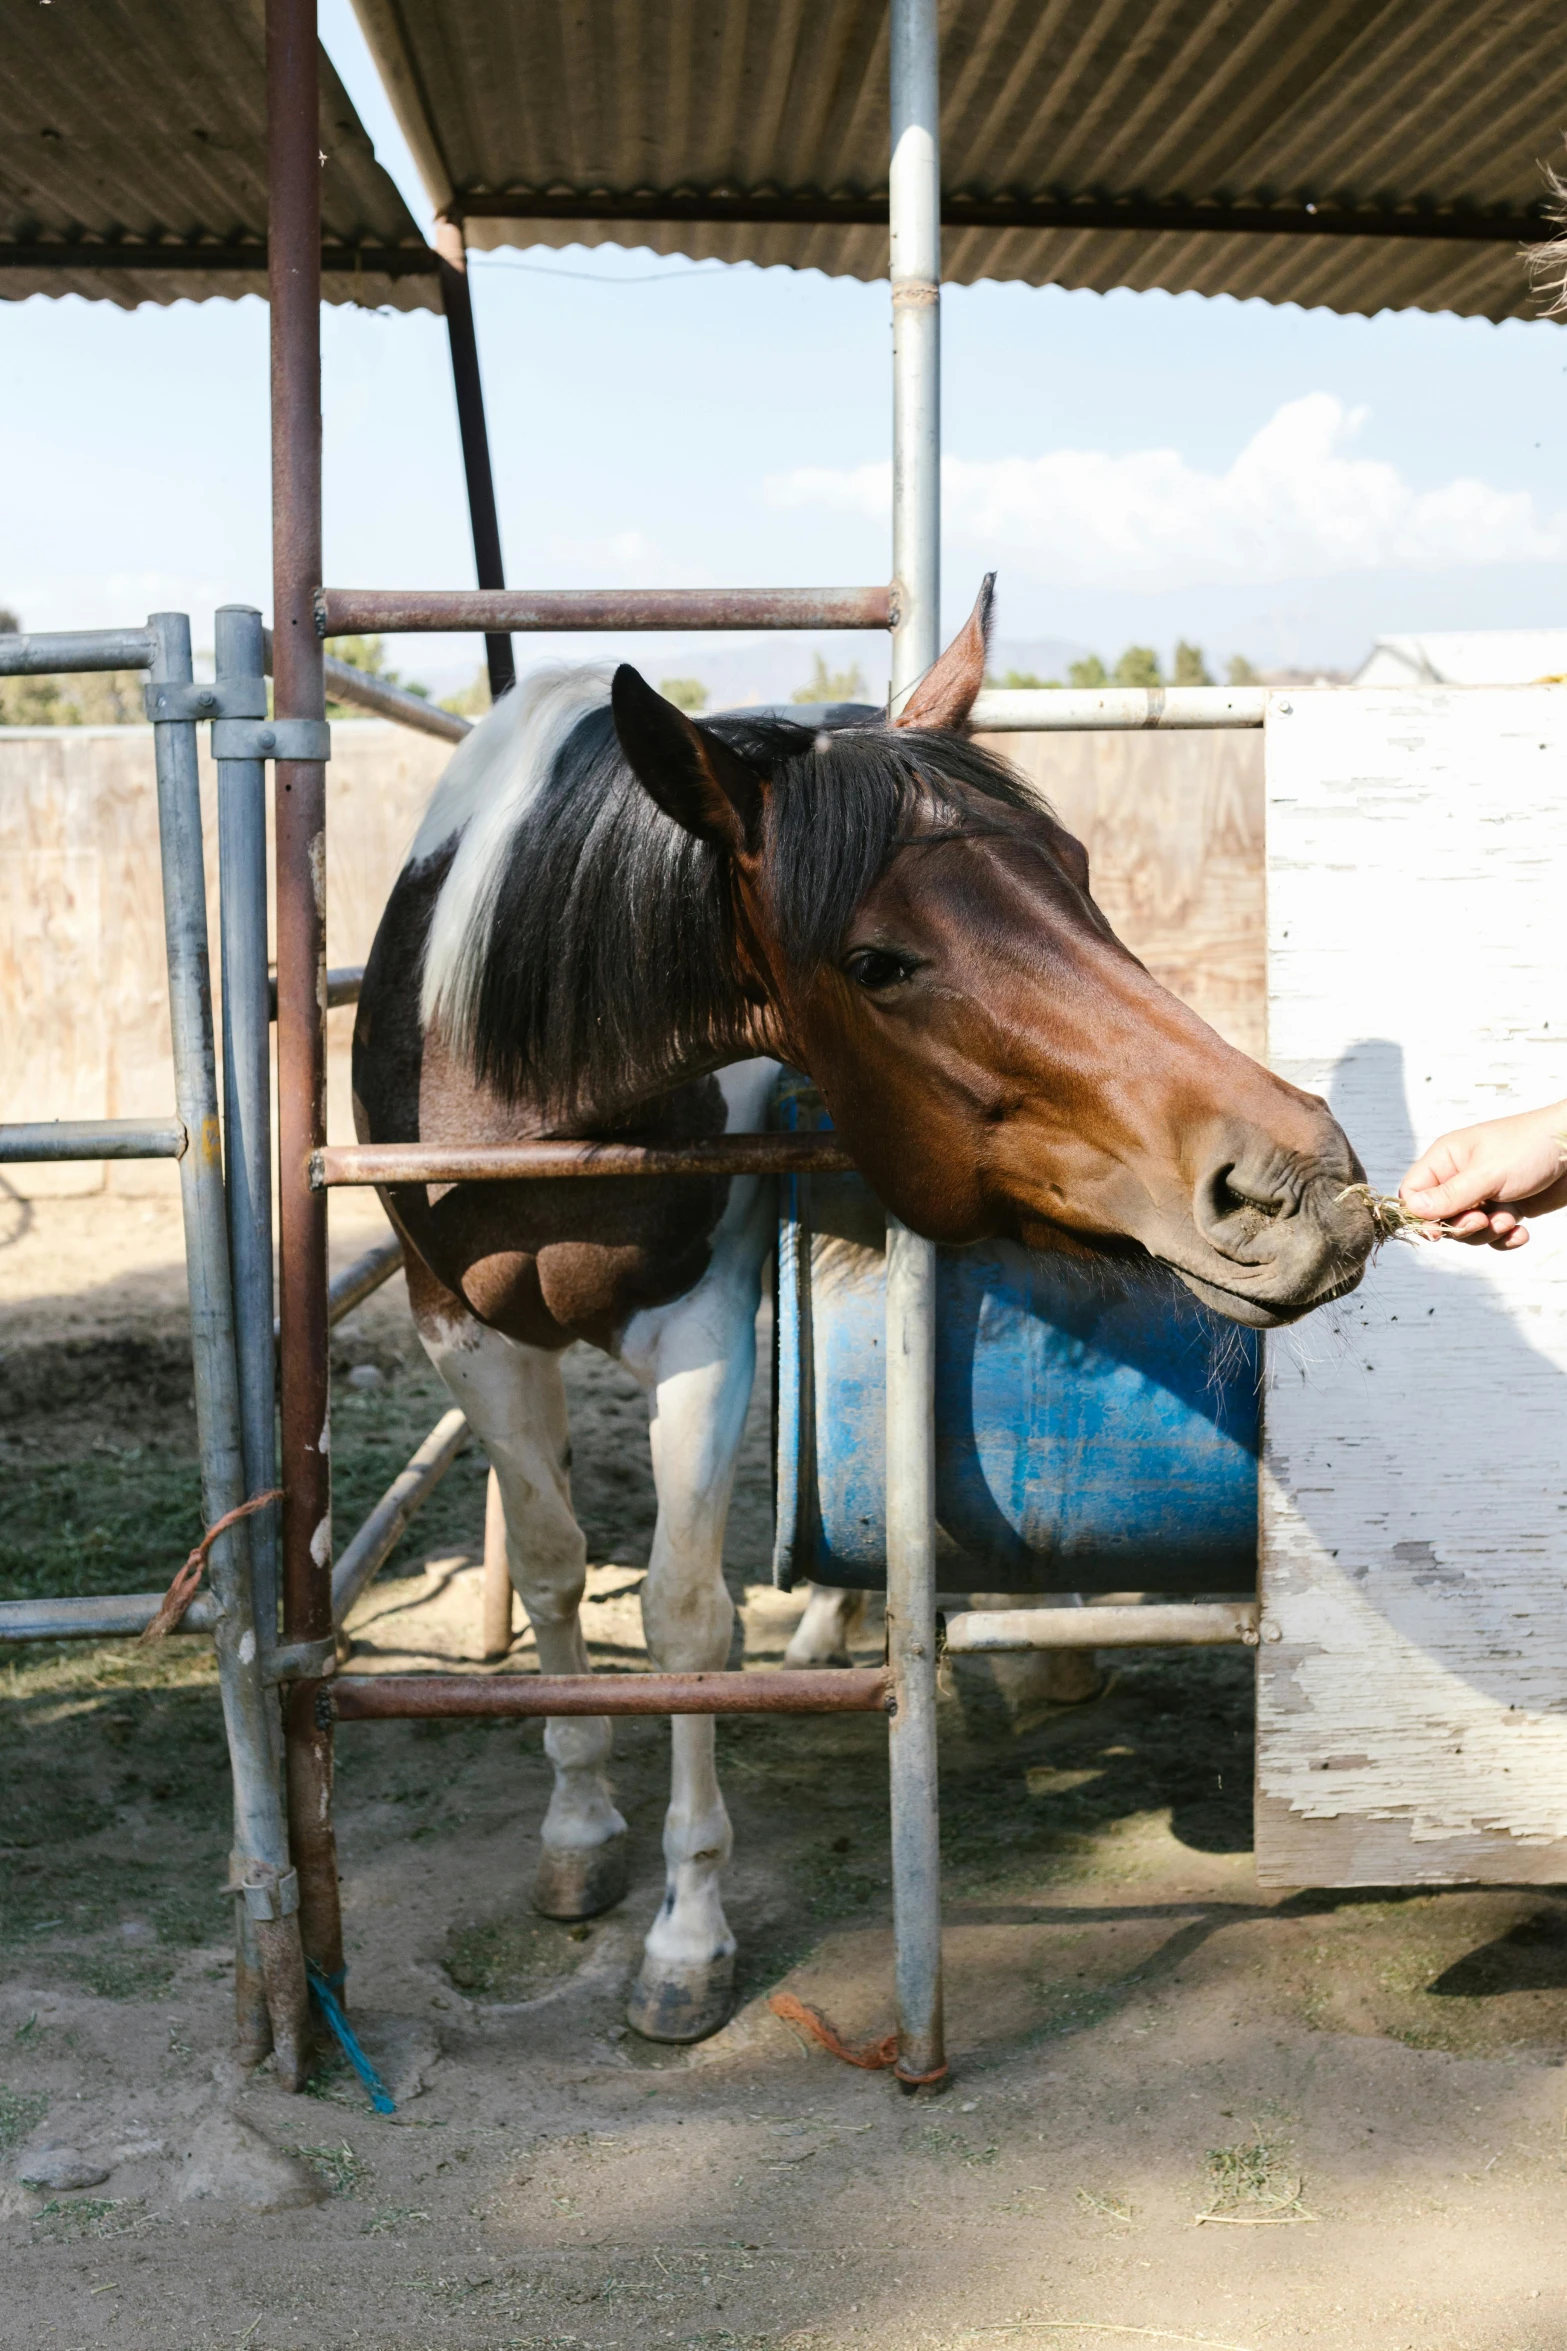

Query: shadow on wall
[[1269, 1032, 1567, 1712]]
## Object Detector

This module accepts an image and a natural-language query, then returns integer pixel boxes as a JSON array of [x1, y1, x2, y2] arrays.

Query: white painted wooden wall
[[1260, 687, 1567, 1886]]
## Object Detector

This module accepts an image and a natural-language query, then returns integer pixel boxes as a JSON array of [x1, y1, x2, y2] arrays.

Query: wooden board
[[0, 722, 451, 1193], [980, 725, 1265, 1059], [1260, 687, 1567, 1885]]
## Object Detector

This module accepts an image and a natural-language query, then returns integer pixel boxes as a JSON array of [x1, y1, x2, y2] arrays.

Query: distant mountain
[[416, 630, 1096, 716]]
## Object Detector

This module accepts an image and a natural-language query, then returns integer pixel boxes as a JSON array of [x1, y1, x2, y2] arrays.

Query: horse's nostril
[[1212, 1171, 1283, 1225]]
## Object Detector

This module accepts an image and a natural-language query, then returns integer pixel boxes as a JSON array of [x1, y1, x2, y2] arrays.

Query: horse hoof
[[625, 1952, 736, 2044], [532, 1833, 630, 1921]]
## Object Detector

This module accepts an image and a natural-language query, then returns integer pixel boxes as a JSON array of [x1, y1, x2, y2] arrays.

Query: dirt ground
[[2, 1192, 1567, 2351]]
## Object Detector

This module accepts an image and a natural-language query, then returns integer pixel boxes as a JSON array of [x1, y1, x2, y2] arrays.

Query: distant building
[[1353, 630, 1567, 687]]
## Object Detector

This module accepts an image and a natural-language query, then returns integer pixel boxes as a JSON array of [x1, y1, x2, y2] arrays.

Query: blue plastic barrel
[[771, 1076, 1259, 1595]]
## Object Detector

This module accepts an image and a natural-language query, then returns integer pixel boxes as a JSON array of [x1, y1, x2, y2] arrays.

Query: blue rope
[[306, 1961, 396, 2115]]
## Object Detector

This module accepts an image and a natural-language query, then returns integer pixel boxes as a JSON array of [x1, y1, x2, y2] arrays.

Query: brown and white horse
[[352, 586, 1372, 2041]]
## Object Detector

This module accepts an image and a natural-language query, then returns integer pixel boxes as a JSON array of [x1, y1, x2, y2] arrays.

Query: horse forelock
[[413, 674, 1041, 1116]]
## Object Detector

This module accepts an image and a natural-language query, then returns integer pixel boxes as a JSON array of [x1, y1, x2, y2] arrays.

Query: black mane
[[464, 702, 1038, 1115]]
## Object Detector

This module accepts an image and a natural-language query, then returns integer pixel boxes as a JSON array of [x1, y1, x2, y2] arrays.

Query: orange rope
[[139, 1489, 283, 1643], [767, 1991, 898, 2070]]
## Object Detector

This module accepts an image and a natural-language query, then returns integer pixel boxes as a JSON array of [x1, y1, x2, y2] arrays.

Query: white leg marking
[[418, 1313, 626, 1857], [783, 1582, 870, 1667], [619, 1061, 777, 1981]]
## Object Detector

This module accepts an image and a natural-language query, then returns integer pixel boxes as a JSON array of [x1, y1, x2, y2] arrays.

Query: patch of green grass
[[939, 1647, 1256, 1897], [805, 1852, 884, 1920], [31, 2196, 154, 2243], [918, 2125, 997, 2167], [1076, 2187, 1135, 2226], [1201, 2130, 1307, 2219], [444, 1911, 598, 2002], [362, 2202, 433, 2234], [294, 2139, 372, 2198], [302, 2046, 360, 2105], [0, 2085, 48, 2151], [59, 1949, 176, 2001]]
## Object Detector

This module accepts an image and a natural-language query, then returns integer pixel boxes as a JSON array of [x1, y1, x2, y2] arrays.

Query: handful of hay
[[1336, 1182, 1442, 1245]]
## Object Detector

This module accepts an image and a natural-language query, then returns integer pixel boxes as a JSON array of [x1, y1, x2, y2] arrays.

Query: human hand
[[1399, 1101, 1567, 1248]]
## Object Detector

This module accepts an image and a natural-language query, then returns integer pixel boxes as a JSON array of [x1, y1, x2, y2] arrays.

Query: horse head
[[610, 583, 1372, 1328]]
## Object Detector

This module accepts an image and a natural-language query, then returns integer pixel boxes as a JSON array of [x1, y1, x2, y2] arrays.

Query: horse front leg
[[414, 1297, 629, 1919], [618, 1188, 769, 2043], [783, 1582, 870, 1666]]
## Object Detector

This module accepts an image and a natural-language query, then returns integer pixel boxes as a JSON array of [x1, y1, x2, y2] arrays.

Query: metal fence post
[[269, 0, 344, 1996], [889, 0, 941, 715], [433, 217, 516, 703], [885, 0, 946, 2088], [215, 606, 278, 1650], [146, 611, 311, 2087], [885, 1216, 944, 2083]]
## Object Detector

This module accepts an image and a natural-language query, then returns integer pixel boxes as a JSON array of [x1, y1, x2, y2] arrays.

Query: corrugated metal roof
[[1, 1, 437, 311], [352, 0, 1565, 322]]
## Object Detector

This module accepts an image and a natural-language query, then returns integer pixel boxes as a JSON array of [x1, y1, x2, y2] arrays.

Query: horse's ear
[[892, 573, 995, 730], [611, 666, 765, 853]]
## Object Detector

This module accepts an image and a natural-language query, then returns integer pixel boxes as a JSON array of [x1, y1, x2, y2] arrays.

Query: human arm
[[1398, 1100, 1567, 1248]]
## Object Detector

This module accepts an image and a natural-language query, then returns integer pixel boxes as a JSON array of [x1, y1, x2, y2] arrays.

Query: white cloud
[[764, 395, 1565, 591]]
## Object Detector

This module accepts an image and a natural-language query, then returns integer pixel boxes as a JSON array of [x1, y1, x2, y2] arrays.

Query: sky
[[4, 0, 1567, 700]]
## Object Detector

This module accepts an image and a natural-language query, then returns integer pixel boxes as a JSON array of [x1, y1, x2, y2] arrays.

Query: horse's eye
[[845, 947, 916, 992]]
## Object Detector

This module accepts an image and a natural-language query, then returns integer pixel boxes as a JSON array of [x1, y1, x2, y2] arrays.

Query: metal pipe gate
[[0, 613, 313, 2084], [252, 0, 961, 2091], [0, 0, 1277, 2104]]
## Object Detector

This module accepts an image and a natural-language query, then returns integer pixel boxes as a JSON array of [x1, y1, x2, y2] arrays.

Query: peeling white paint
[[1261, 689, 1567, 1885], [318, 1414, 330, 1457], [309, 1515, 332, 1569], [238, 1628, 256, 1666]]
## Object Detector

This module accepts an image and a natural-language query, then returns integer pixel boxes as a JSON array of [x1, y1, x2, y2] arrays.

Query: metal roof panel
[[354, 0, 1566, 321], [1, 0, 438, 311]]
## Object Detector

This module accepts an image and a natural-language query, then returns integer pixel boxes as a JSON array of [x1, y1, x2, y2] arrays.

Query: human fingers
[[1400, 1165, 1505, 1220]]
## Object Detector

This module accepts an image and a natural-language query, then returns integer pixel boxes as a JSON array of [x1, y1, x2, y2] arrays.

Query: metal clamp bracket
[[143, 678, 268, 723], [212, 717, 331, 762], [238, 1868, 301, 1923], [263, 1633, 339, 1685]]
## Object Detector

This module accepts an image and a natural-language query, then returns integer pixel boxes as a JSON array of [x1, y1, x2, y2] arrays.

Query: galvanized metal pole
[[268, 0, 344, 1995], [147, 611, 310, 2087], [885, 0, 945, 2088], [889, 0, 941, 713], [433, 217, 516, 703], [884, 1216, 944, 2083], [215, 606, 278, 1650]]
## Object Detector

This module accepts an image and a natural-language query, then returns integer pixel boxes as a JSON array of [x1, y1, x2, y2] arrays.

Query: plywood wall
[[0, 718, 1268, 1195], [977, 725, 1266, 1060], [0, 722, 451, 1194], [1260, 688, 1567, 1885]]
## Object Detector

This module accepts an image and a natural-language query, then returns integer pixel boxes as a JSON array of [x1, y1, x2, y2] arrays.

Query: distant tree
[[1172, 640, 1213, 686], [324, 633, 432, 713], [0, 675, 75, 725], [986, 667, 1061, 690], [0, 606, 146, 725], [1225, 653, 1261, 686], [1113, 645, 1163, 689], [440, 667, 492, 719], [1066, 653, 1108, 689], [792, 653, 867, 704], [659, 677, 709, 713]]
